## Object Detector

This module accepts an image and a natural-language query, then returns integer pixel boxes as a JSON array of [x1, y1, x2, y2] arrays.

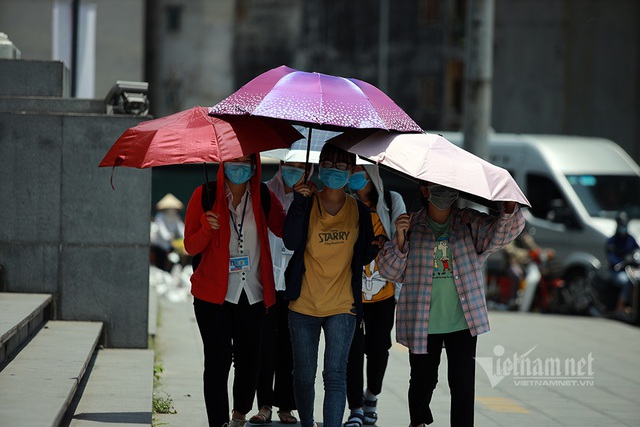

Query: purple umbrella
[[209, 65, 422, 133]]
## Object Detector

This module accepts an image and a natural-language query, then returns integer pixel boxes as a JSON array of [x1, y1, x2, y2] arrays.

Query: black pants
[[408, 329, 477, 427], [255, 290, 296, 411], [194, 293, 264, 427], [346, 296, 396, 408]]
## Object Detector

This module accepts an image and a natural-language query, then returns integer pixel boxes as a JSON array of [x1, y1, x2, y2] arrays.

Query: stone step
[[0, 320, 102, 427], [66, 348, 154, 427], [0, 292, 52, 366]]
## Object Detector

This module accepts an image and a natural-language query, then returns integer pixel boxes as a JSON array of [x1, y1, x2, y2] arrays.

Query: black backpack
[[191, 181, 271, 270]]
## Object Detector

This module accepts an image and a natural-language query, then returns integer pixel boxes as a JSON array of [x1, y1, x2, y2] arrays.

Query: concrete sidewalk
[[153, 292, 640, 427], [153, 293, 207, 427]]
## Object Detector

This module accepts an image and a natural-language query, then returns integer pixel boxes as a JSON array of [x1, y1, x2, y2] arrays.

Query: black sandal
[[277, 410, 298, 424], [344, 411, 365, 427], [248, 406, 272, 424], [363, 399, 378, 425]]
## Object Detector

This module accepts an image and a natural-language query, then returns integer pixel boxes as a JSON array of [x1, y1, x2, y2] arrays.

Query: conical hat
[[155, 193, 184, 210]]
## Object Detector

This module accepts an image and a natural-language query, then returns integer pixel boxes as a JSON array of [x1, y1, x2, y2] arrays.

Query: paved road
[[153, 293, 640, 427]]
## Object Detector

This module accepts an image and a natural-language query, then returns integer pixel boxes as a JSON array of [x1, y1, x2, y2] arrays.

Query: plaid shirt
[[378, 205, 525, 354]]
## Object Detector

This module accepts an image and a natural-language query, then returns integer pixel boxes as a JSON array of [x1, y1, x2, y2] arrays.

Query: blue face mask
[[348, 171, 369, 191], [224, 162, 254, 184], [281, 166, 305, 188], [318, 166, 350, 189]]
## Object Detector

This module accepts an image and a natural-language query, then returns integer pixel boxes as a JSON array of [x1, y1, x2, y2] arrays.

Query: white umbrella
[[330, 130, 531, 207], [262, 126, 342, 163]]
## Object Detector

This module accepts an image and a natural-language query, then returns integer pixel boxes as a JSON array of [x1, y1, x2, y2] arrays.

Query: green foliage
[[153, 392, 176, 415]]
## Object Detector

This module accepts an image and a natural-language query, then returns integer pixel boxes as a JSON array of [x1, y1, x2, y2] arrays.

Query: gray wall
[[0, 59, 151, 348], [493, 0, 640, 161]]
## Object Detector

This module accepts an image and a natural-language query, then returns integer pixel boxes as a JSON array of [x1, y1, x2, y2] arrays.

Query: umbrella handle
[[304, 127, 312, 183], [203, 162, 213, 210]]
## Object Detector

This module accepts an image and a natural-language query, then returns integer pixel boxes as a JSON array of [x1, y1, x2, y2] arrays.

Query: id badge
[[229, 252, 250, 273]]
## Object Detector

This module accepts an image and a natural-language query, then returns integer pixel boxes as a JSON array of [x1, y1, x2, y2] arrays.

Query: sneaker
[[228, 419, 247, 427]]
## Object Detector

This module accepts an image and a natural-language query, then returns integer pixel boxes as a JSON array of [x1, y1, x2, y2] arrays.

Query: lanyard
[[230, 193, 249, 240]]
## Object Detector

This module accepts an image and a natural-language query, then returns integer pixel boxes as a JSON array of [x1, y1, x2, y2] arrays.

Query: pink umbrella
[[330, 130, 531, 207], [209, 65, 422, 133]]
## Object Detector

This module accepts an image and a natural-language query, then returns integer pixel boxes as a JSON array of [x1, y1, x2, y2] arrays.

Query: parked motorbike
[[485, 248, 564, 312], [519, 248, 566, 313], [585, 248, 640, 324]]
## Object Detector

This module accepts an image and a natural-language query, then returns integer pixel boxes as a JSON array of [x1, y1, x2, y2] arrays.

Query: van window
[[526, 173, 579, 227], [566, 174, 640, 219], [527, 174, 561, 219]]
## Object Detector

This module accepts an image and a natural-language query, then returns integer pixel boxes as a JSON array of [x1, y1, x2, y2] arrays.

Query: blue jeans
[[288, 311, 356, 427], [612, 270, 633, 303]]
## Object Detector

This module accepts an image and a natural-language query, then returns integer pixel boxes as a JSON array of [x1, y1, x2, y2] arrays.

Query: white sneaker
[[228, 419, 247, 427]]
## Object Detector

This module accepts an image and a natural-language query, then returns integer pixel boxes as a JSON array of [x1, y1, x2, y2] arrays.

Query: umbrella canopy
[[330, 130, 531, 207], [209, 65, 423, 133], [99, 106, 303, 169]]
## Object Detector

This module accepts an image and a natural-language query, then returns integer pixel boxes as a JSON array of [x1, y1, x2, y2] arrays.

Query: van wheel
[[564, 269, 593, 314]]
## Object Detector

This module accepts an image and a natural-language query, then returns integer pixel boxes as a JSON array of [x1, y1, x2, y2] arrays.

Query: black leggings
[[346, 296, 396, 408], [255, 290, 296, 411], [408, 329, 477, 427], [194, 293, 264, 427]]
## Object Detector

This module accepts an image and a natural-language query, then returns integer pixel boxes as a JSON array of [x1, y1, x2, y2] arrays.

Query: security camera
[[104, 80, 150, 115]]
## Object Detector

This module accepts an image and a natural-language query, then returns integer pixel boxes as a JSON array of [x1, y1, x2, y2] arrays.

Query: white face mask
[[428, 185, 459, 210]]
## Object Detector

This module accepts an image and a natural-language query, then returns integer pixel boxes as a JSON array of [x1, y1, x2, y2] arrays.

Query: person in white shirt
[[249, 160, 314, 425]]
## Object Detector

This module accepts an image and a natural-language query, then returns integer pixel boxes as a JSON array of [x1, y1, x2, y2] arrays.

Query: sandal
[[343, 412, 364, 427], [363, 399, 378, 425], [249, 406, 272, 424], [277, 410, 298, 424]]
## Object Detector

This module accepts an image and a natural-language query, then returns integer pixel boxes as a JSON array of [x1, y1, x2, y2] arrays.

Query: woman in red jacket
[[184, 153, 286, 427]]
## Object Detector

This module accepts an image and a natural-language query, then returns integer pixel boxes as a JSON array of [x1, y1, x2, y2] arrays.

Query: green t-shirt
[[427, 217, 468, 334]]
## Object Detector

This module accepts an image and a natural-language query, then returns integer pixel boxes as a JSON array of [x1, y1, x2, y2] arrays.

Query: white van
[[436, 131, 640, 302]]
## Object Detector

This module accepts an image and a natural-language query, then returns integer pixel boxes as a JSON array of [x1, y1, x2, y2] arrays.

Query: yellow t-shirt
[[362, 205, 395, 303], [289, 194, 359, 317]]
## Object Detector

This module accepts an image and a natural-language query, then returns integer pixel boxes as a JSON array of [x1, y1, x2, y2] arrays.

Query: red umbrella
[[99, 106, 303, 169], [209, 65, 422, 132]]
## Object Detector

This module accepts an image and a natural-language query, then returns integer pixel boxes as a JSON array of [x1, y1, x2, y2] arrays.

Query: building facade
[[1, 0, 638, 162]]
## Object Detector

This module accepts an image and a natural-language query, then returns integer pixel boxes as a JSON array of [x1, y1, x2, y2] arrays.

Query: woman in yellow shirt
[[282, 144, 381, 427]]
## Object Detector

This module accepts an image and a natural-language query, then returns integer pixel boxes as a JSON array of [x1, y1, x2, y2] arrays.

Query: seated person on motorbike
[[502, 228, 553, 306], [605, 212, 639, 314]]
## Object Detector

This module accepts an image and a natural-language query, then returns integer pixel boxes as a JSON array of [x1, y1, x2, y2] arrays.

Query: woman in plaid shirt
[[378, 182, 525, 427]]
